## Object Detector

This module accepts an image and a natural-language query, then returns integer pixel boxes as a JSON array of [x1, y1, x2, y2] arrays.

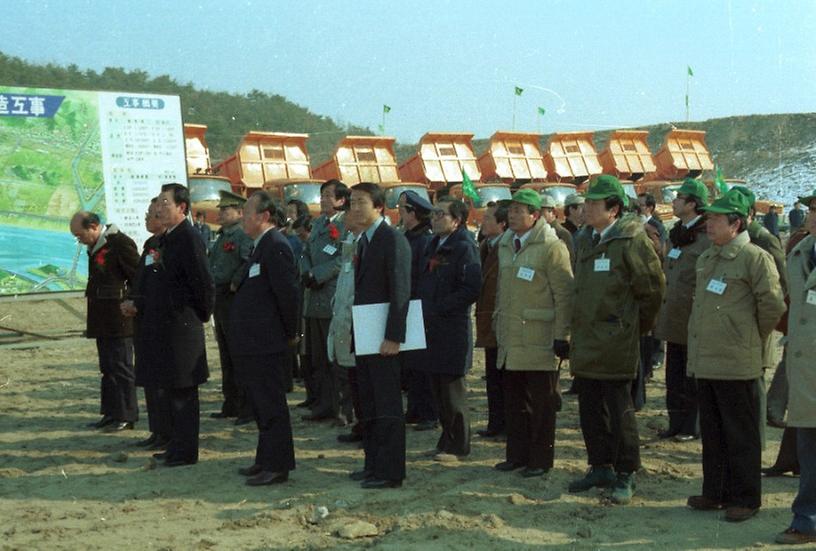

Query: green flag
[[461, 170, 480, 206], [537, 106, 546, 115], [687, 65, 694, 77], [514, 86, 524, 96], [383, 104, 391, 113], [714, 165, 729, 196]]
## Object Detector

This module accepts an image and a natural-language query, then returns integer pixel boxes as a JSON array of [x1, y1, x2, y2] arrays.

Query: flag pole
[[685, 67, 691, 122], [512, 93, 517, 130]]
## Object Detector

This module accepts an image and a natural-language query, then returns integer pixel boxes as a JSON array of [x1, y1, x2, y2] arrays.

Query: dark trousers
[[792, 428, 816, 534], [347, 365, 363, 435], [576, 377, 640, 474], [307, 317, 338, 417], [504, 370, 558, 469], [96, 337, 138, 422], [333, 360, 355, 424], [429, 373, 470, 456], [484, 347, 505, 432], [766, 348, 789, 424], [144, 386, 171, 438], [166, 385, 200, 463], [301, 320, 316, 404], [631, 337, 651, 411], [698, 378, 762, 509], [406, 366, 438, 423], [771, 427, 800, 471], [665, 342, 699, 436], [213, 292, 250, 417], [237, 352, 296, 473], [357, 354, 406, 481]]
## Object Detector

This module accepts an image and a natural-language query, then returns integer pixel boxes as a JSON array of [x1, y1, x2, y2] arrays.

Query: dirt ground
[[0, 297, 802, 550]]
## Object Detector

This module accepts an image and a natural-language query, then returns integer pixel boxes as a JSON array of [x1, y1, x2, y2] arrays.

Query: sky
[[4, 0, 816, 144]]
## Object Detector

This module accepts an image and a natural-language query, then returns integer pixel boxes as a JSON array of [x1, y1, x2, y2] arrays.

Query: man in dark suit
[[128, 183, 214, 467], [70, 211, 140, 432], [348, 182, 411, 489], [228, 191, 300, 486]]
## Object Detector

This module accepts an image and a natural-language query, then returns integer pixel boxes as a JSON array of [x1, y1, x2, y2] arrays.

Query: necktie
[[357, 233, 369, 262], [592, 233, 601, 247], [514, 237, 521, 253]]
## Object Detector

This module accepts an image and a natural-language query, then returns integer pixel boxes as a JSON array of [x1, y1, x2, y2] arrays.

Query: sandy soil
[[0, 297, 802, 550]]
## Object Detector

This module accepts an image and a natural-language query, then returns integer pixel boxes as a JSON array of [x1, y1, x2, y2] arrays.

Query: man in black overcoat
[[228, 191, 300, 486], [347, 182, 411, 489], [130, 183, 214, 467], [70, 211, 140, 431]]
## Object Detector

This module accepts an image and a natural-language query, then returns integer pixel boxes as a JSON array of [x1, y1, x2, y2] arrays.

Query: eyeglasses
[[431, 208, 449, 218]]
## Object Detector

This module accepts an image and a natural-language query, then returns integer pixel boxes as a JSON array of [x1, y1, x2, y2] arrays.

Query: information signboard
[[0, 86, 187, 296]]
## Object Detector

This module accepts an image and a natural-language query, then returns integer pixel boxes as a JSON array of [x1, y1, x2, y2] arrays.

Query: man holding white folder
[[347, 182, 412, 489]]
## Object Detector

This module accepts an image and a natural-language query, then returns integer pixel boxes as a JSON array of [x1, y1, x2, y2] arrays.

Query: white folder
[[351, 299, 427, 356]]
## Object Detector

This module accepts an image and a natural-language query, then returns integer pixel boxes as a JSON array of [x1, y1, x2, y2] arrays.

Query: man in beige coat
[[493, 189, 574, 478], [686, 189, 785, 523], [774, 191, 816, 545]]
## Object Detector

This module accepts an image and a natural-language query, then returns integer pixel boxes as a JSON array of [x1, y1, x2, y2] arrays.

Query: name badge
[[594, 258, 610, 272], [706, 278, 727, 295], [807, 289, 816, 306], [516, 267, 535, 281], [248, 263, 261, 278], [145, 255, 154, 266], [323, 244, 338, 255], [667, 248, 682, 260]]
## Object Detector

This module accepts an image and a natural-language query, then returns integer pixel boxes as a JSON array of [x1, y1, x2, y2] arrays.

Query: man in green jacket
[[686, 189, 785, 522], [568, 175, 665, 504]]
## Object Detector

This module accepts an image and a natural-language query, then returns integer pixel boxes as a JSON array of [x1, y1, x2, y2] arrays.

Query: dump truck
[[312, 135, 400, 184], [399, 132, 481, 192], [517, 182, 578, 220], [446, 182, 512, 227], [477, 131, 548, 183], [542, 131, 603, 186], [599, 130, 656, 183], [184, 124, 232, 226], [653, 129, 714, 180]]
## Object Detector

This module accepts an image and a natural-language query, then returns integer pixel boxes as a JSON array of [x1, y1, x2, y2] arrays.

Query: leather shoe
[[687, 495, 725, 510], [165, 458, 197, 468], [673, 433, 698, 442], [762, 465, 800, 477], [337, 432, 363, 443], [87, 416, 114, 429], [238, 464, 263, 476], [246, 470, 288, 486], [725, 506, 758, 522], [414, 420, 438, 431], [102, 421, 134, 433], [147, 436, 170, 451], [234, 417, 254, 426], [152, 451, 169, 461], [134, 433, 158, 447], [349, 469, 374, 481], [477, 428, 505, 438], [775, 528, 816, 545], [767, 418, 787, 429], [657, 429, 679, 440], [520, 467, 548, 478], [494, 461, 524, 472], [360, 478, 401, 489]]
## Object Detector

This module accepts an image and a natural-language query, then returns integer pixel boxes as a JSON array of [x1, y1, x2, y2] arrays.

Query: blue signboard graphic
[[115, 96, 165, 110], [0, 93, 65, 117]]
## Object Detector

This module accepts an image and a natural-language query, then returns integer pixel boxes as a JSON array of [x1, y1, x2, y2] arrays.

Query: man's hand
[[553, 339, 570, 360], [120, 300, 137, 318], [379, 339, 400, 356]]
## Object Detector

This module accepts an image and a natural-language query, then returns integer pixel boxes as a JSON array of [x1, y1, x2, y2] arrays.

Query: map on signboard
[[0, 86, 186, 296]]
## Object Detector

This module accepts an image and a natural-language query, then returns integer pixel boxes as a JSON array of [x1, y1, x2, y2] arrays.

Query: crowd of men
[[70, 175, 816, 545]]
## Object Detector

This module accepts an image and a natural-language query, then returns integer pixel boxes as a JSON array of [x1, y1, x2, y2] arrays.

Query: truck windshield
[[662, 186, 681, 203], [283, 183, 321, 207], [188, 177, 232, 203], [384, 186, 430, 209], [477, 186, 512, 206], [540, 186, 575, 206]]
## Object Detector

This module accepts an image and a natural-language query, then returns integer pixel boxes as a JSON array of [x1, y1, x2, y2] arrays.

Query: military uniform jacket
[[209, 221, 253, 291], [653, 217, 710, 346], [85, 225, 140, 339], [570, 215, 665, 380], [133, 219, 215, 389], [301, 212, 346, 318], [786, 235, 816, 427], [687, 231, 785, 381]]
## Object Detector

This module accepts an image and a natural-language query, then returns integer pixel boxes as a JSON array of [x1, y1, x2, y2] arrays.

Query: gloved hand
[[553, 339, 570, 360]]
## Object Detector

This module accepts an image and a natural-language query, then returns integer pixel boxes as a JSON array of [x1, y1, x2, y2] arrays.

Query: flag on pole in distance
[[514, 86, 524, 96], [461, 170, 481, 206], [537, 107, 546, 115], [383, 105, 391, 113], [714, 165, 729, 196], [687, 66, 694, 77]]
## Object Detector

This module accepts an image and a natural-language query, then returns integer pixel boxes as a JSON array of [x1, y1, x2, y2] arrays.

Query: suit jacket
[[85, 224, 140, 338], [475, 235, 501, 348], [133, 219, 214, 389], [354, 221, 411, 345], [301, 212, 346, 318], [228, 228, 299, 359]]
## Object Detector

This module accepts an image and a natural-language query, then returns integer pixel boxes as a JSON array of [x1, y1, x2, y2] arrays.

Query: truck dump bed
[[184, 124, 211, 175], [478, 131, 547, 182], [598, 130, 656, 182], [653, 129, 714, 180], [214, 131, 311, 194], [542, 131, 602, 184], [312, 135, 400, 184], [399, 132, 481, 190]]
